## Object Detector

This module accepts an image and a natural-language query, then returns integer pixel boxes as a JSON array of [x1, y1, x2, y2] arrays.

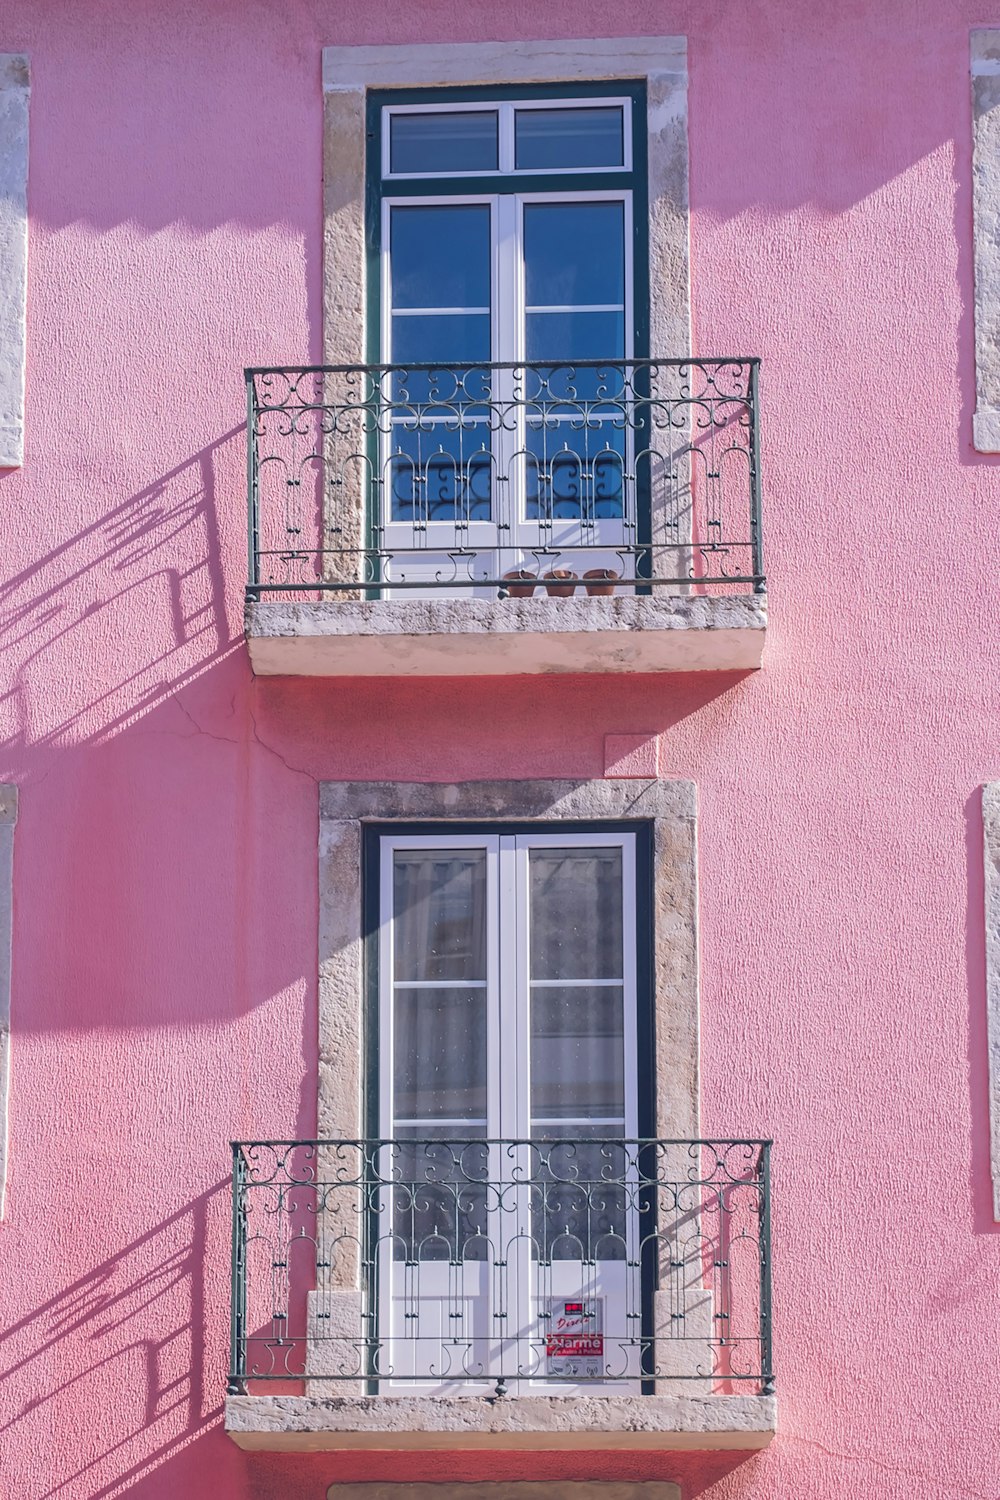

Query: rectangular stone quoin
[[972, 32, 1000, 450]]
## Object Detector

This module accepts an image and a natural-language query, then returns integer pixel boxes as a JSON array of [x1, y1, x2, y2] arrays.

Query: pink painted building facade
[[1, 3, 999, 1497]]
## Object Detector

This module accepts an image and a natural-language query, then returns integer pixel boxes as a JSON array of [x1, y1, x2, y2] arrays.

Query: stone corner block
[[974, 408, 1000, 453]]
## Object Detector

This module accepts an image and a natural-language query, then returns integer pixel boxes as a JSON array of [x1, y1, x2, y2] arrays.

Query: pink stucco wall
[[0, 1, 997, 1496]]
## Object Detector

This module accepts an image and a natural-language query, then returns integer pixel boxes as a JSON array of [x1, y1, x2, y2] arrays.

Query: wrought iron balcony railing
[[229, 1137, 774, 1397], [245, 360, 764, 600]]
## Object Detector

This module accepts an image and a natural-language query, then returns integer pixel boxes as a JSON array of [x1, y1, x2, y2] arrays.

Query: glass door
[[515, 195, 632, 583], [376, 831, 640, 1391], [375, 93, 641, 595]]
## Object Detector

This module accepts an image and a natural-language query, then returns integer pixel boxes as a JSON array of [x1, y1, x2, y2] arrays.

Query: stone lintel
[[225, 1393, 776, 1452], [246, 595, 767, 677]]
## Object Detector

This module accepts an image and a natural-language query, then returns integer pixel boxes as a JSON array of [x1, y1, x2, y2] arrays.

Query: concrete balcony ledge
[[225, 1392, 777, 1453], [245, 593, 768, 677]]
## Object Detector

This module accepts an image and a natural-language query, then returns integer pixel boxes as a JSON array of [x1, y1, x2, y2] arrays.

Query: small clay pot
[[543, 569, 578, 598], [502, 568, 537, 599], [583, 567, 620, 597]]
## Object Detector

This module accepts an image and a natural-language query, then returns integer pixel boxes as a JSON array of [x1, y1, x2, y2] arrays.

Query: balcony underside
[[225, 1392, 777, 1452], [245, 594, 767, 677]]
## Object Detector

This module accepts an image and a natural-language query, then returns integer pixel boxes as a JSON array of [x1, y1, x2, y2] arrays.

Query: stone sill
[[225, 1393, 777, 1452], [245, 594, 767, 677]]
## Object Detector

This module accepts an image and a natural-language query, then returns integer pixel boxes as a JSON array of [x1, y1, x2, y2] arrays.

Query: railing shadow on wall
[[0, 433, 239, 763], [0, 1184, 247, 1499]]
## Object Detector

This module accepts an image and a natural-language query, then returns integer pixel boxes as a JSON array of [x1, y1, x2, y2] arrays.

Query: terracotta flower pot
[[502, 568, 537, 599], [583, 567, 620, 597], [543, 569, 578, 598]]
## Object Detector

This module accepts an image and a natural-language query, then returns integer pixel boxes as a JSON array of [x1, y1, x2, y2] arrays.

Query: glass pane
[[388, 422, 493, 522], [524, 202, 625, 307], [390, 111, 499, 175], [515, 107, 624, 170], [529, 847, 623, 980], [390, 205, 491, 310], [391, 312, 491, 367], [530, 985, 625, 1119], [530, 1133, 628, 1263], [524, 420, 625, 521], [393, 850, 487, 981], [388, 1131, 489, 1263], [526, 311, 625, 363], [393, 987, 487, 1118]]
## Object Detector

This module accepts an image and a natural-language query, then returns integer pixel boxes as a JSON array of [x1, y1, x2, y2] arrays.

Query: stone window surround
[[0, 55, 29, 469], [320, 36, 690, 555], [318, 778, 699, 1142], [982, 782, 1000, 1214], [972, 33, 1000, 451], [0, 785, 17, 1217]]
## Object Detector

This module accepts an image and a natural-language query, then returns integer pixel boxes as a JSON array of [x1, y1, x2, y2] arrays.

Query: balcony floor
[[225, 1392, 777, 1452], [245, 593, 767, 677]]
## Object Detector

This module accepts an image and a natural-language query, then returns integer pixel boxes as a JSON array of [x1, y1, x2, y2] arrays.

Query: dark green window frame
[[364, 79, 650, 366]]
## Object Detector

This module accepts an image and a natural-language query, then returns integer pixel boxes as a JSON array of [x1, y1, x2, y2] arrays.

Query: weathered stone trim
[[318, 777, 699, 1143], [0, 56, 29, 469], [226, 1391, 775, 1451], [246, 594, 767, 678], [321, 37, 690, 547], [972, 34, 1000, 450], [325, 1486, 681, 1500], [0, 785, 17, 1217], [983, 783, 1000, 1216]]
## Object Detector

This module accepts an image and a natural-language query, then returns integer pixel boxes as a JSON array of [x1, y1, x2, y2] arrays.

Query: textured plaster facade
[[1, 4, 1000, 1500]]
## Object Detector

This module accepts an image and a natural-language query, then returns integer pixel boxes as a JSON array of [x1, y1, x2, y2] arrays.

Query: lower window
[[369, 826, 650, 1391]]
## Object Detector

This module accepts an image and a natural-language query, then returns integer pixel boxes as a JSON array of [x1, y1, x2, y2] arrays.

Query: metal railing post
[[245, 371, 261, 603], [228, 1142, 249, 1395], [748, 359, 765, 594], [758, 1139, 775, 1396]]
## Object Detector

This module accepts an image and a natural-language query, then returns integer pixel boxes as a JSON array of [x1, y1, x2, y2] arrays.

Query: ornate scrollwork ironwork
[[244, 359, 764, 599], [228, 1136, 773, 1396]]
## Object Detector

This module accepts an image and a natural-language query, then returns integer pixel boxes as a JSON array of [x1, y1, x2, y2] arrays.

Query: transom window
[[382, 98, 632, 178], [368, 85, 648, 592]]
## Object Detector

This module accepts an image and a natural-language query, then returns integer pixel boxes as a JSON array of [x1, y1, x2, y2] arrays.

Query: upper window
[[367, 85, 648, 588]]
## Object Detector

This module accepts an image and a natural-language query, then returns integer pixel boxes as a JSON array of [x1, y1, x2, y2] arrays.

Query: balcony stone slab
[[225, 1392, 777, 1452], [245, 593, 767, 677]]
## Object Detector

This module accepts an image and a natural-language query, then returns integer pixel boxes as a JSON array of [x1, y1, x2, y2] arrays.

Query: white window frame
[[376, 829, 640, 1144], [381, 96, 634, 181], [379, 187, 635, 568]]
